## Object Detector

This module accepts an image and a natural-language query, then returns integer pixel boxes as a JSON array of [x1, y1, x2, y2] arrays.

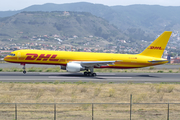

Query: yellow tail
[[139, 31, 172, 58]]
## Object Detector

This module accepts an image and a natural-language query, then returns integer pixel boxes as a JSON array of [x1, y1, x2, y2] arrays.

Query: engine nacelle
[[66, 62, 84, 72]]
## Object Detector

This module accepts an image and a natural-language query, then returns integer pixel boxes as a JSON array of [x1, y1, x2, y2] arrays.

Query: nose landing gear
[[21, 63, 26, 74]]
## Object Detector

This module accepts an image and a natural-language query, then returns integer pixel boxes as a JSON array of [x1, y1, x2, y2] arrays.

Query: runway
[[0, 72, 179, 83]]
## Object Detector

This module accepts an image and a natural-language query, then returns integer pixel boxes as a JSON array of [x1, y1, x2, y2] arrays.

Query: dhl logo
[[25, 53, 59, 61], [148, 46, 164, 50]]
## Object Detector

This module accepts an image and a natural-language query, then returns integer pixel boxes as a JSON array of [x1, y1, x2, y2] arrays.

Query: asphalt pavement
[[0, 63, 180, 83], [0, 72, 179, 83]]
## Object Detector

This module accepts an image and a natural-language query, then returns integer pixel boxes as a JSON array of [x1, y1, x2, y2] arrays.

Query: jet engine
[[66, 62, 84, 72]]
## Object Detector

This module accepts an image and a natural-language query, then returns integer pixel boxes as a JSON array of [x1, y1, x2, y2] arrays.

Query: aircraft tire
[[23, 71, 26, 74], [84, 72, 87, 76], [84, 72, 96, 77], [92, 73, 97, 77], [87, 72, 91, 76]]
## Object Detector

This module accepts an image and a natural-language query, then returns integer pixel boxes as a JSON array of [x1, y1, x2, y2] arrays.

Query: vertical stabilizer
[[139, 31, 172, 58]]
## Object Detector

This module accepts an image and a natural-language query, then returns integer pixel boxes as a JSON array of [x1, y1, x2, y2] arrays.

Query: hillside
[[111, 5, 180, 32], [0, 11, 126, 42], [0, 2, 180, 35]]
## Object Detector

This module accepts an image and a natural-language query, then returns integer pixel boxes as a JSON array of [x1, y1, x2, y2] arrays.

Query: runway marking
[[39, 73, 117, 75], [48, 76, 132, 79], [39, 73, 68, 75], [0, 79, 55, 80]]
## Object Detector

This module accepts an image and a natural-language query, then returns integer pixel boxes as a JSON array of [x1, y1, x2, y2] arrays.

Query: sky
[[1, 0, 180, 11]]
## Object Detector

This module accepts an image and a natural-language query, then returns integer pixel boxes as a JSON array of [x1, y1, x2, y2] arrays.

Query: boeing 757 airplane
[[4, 31, 172, 76]]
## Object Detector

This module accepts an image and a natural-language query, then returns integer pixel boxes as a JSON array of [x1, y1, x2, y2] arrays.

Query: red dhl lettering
[[25, 53, 38, 60], [37, 54, 51, 61], [148, 46, 164, 50], [25, 53, 59, 61], [49, 55, 59, 61]]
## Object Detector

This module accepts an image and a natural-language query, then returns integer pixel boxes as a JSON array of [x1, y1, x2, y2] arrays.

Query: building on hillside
[[170, 57, 180, 63], [0, 50, 13, 58]]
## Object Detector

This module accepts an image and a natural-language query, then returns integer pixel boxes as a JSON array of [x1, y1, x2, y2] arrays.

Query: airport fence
[[0, 95, 179, 120]]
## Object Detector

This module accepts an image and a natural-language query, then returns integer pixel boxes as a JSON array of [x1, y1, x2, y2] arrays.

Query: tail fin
[[139, 31, 172, 58]]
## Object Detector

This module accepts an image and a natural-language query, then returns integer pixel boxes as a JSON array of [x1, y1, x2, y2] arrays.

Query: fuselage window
[[9, 54, 15, 56]]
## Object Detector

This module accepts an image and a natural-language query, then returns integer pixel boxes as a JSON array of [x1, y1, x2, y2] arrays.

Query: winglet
[[139, 31, 172, 58]]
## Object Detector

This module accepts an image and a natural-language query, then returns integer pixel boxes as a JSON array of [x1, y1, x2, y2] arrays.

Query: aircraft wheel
[[23, 71, 26, 74], [94, 73, 97, 76], [92, 73, 97, 77], [87, 72, 91, 76], [84, 72, 96, 77], [84, 72, 88, 76]]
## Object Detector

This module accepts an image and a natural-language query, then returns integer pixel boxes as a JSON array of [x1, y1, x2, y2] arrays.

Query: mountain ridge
[[1, 2, 180, 41], [1, 2, 180, 35], [0, 11, 127, 42]]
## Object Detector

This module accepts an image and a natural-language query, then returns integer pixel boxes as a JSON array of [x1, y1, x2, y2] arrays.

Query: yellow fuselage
[[4, 50, 167, 69]]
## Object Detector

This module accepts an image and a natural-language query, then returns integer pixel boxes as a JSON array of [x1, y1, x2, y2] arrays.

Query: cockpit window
[[9, 53, 15, 56]]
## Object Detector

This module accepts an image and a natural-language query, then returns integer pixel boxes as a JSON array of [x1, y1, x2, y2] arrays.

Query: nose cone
[[3, 56, 8, 61]]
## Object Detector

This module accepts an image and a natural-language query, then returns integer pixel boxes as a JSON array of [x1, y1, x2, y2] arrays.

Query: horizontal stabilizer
[[148, 60, 168, 63]]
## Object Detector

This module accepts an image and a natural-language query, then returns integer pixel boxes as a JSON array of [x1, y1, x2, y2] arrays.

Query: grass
[[0, 60, 7, 63], [0, 82, 179, 103], [93, 87, 101, 97], [108, 88, 116, 97], [0, 82, 179, 119]]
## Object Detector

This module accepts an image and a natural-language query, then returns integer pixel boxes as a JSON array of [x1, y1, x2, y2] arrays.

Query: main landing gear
[[84, 72, 97, 76], [84, 67, 97, 77], [21, 63, 26, 74]]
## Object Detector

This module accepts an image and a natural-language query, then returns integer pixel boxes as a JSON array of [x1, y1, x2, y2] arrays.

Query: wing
[[70, 61, 117, 67], [81, 61, 116, 67]]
